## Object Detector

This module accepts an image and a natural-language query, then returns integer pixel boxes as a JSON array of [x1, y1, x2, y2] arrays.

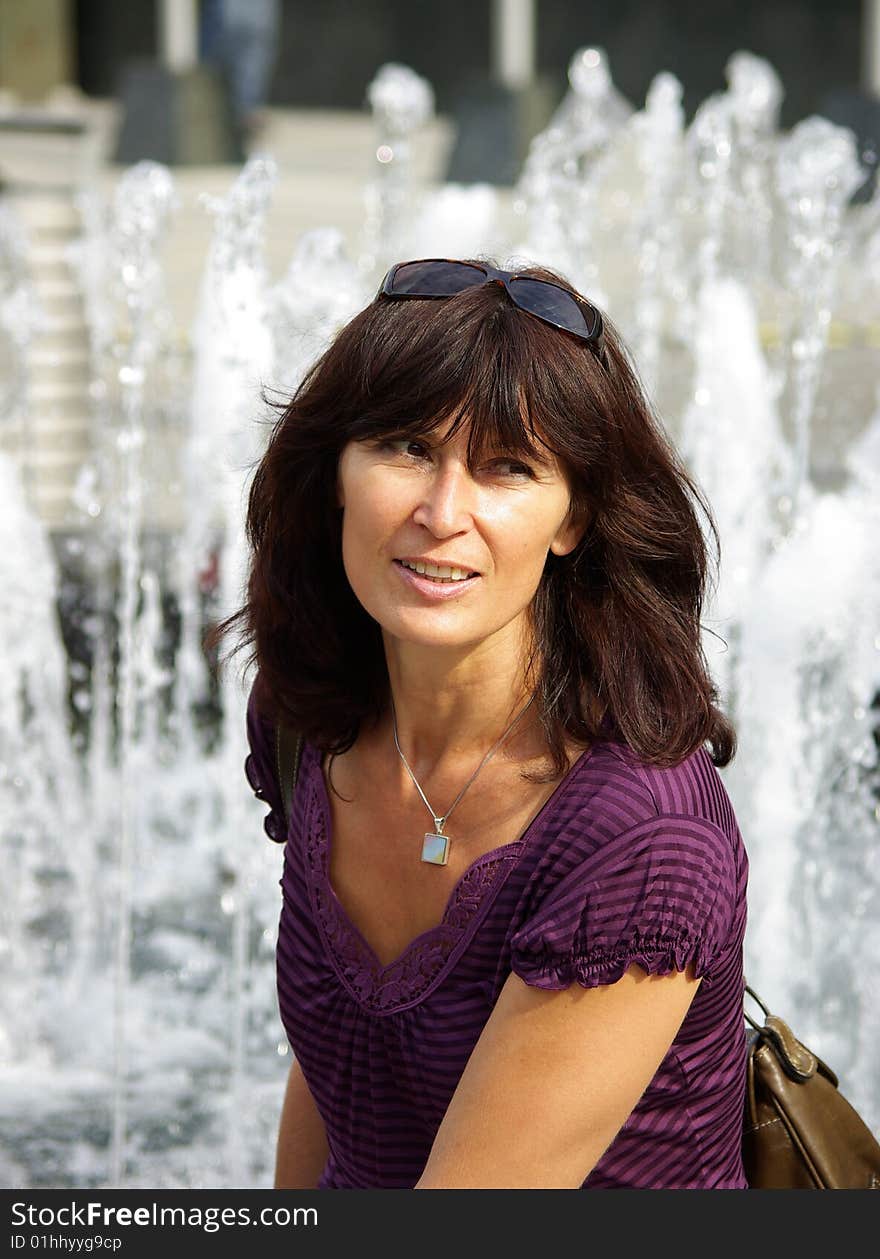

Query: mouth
[[393, 558, 481, 598], [394, 558, 480, 582]]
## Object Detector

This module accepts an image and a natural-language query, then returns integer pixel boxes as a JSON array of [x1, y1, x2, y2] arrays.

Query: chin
[[382, 612, 485, 649], [389, 624, 477, 647]]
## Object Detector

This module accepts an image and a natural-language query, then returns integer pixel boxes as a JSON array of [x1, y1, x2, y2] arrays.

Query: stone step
[[29, 379, 90, 406], [23, 242, 78, 282], [31, 317, 90, 350], [28, 406, 90, 429], [32, 277, 83, 304], [25, 235, 80, 259], [23, 482, 79, 530], [25, 418, 91, 454], [25, 446, 88, 471], [30, 294, 86, 327], [0, 121, 89, 192], [8, 195, 81, 236], [26, 344, 90, 380]]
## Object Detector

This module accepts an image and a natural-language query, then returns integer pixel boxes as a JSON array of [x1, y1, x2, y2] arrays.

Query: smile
[[398, 558, 475, 581], [393, 559, 481, 599]]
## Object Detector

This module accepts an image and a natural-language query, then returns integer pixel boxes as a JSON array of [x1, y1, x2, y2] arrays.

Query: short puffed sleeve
[[509, 814, 738, 991], [244, 678, 288, 844]]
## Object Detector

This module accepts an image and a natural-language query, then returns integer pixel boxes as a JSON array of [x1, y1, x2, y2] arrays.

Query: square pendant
[[421, 832, 449, 866]]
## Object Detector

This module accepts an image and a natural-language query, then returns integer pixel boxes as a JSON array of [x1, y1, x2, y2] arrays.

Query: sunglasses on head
[[377, 258, 607, 361]]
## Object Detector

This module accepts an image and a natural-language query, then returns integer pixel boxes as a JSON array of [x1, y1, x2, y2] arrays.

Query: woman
[[215, 257, 749, 1189]]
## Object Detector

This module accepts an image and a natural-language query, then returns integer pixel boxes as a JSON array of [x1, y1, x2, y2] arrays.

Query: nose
[[411, 457, 477, 536]]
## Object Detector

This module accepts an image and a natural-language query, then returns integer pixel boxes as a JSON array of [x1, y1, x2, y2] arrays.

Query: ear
[[549, 505, 588, 558]]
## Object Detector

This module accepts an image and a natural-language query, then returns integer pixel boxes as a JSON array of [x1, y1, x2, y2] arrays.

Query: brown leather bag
[[742, 983, 880, 1188]]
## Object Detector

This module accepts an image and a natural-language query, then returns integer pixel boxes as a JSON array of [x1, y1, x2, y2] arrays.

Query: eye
[[488, 458, 535, 478], [377, 437, 431, 459]]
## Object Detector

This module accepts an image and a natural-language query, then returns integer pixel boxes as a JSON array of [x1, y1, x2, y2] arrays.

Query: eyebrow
[[473, 444, 556, 470], [523, 446, 555, 468], [493, 442, 556, 469]]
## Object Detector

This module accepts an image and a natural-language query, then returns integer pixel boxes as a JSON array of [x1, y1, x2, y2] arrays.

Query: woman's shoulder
[[243, 672, 289, 840], [511, 738, 747, 991], [577, 736, 740, 842]]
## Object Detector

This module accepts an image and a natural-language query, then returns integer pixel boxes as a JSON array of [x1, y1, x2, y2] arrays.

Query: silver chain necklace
[[390, 691, 536, 866]]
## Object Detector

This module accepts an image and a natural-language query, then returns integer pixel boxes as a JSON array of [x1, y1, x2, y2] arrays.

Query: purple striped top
[[245, 683, 750, 1189]]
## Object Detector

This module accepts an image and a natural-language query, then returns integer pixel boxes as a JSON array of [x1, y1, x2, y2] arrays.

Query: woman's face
[[335, 419, 584, 655]]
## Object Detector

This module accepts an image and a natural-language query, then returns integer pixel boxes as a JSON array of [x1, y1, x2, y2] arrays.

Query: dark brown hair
[[208, 256, 736, 782]]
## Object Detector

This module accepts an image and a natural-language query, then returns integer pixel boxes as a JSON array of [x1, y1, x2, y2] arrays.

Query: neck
[[375, 628, 542, 781]]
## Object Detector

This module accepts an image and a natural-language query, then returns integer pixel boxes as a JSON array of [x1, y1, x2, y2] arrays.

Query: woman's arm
[[414, 962, 701, 1189], [274, 1056, 330, 1189]]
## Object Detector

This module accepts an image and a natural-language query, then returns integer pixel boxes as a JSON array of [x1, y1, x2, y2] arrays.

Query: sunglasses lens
[[508, 277, 601, 340], [389, 260, 487, 296]]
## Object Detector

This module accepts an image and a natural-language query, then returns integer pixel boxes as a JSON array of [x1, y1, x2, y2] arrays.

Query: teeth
[[400, 560, 474, 582]]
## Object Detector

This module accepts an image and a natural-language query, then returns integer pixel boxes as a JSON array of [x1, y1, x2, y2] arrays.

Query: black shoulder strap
[[274, 722, 304, 827]]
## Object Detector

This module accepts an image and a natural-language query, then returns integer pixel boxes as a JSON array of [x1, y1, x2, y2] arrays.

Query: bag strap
[[274, 721, 304, 827], [743, 981, 769, 1032], [743, 980, 835, 1085]]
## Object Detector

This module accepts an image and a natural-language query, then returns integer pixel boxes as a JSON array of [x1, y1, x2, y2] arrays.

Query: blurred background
[[1, 0, 879, 1189]]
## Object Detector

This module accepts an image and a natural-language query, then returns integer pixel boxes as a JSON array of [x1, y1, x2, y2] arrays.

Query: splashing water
[[1, 47, 879, 1187]]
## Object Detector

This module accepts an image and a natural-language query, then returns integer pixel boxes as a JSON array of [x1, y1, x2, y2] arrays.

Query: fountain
[[1, 45, 878, 1188]]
